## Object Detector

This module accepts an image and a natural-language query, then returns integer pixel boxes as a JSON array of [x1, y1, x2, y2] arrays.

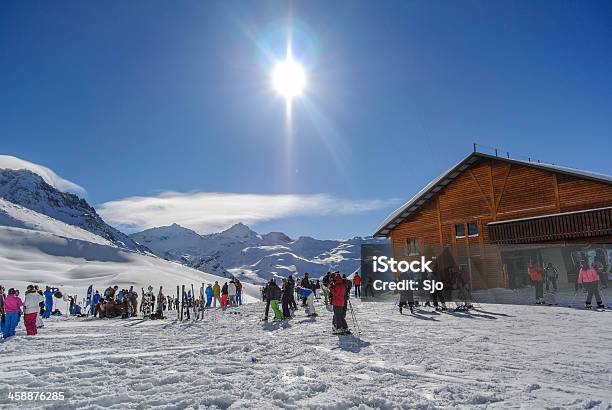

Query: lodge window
[[406, 238, 420, 256], [468, 221, 479, 237], [455, 223, 466, 238]]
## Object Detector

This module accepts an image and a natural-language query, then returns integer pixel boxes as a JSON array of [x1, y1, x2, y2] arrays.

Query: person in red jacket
[[528, 261, 545, 305], [578, 260, 605, 309], [353, 273, 361, 298], [329, 273, 349, 334]]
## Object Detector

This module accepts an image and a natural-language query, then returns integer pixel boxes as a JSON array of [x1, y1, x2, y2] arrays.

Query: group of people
[[260, 271, 354, 335], [527, 260, 606, 308], [0, 285, 62, 338]]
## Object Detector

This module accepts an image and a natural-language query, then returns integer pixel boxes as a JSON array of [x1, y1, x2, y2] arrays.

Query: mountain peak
[[220, 222, 258, 238]]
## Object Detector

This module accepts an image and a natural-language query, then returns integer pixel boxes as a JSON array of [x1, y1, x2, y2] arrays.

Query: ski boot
[[409, 305, 415, 314], [399, 305, 403, 314], [597, 302, 606, 310], [585, 303, 592, 310]]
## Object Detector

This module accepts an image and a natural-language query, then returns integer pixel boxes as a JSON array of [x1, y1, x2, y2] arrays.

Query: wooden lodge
[[374, 150, 612, 290]]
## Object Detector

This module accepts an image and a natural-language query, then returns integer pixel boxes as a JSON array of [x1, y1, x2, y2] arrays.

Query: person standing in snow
[[42, 286, 53, 319], [228, 280, 237, 307], [287, 275, 297, 310], [235, 278, 243, 305], [329, 274, 349, 334], [363, 276, 375, 298], [23, 285, 44, 336], [398, 270, 415, 314], [212, 281, 221, 307], [543, 262, 559, 292], [2, 289, 23, 338], [0, 286, 6, 335], [221, 282, 229, 309], [578, 260, 605, 309], [281, 279, 292, 319], [342, 274, 352, 309], [91, 291, 101, 316], [205, 284, 213, 308], [353, 273, 362, 298], [267, 279, 283, 321], [300, 273, 311, 306], [528, 261, 545, 305], [321, 272, 331, 305]]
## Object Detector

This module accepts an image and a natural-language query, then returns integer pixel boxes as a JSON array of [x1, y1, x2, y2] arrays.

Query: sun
[[272, 57, 306, 100]]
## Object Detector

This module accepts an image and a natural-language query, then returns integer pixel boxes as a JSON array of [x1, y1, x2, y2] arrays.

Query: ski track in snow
[[0, 301, 611, 410]]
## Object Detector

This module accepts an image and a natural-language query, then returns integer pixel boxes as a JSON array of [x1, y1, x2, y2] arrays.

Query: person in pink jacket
[[578, 260, 605, 309], [3, 288, 23, 338]]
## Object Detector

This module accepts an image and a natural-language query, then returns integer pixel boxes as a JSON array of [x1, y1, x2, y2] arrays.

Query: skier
[[321, 272, 331, 305], [262, 280, 271, 321], [398, 270, 415, 314], [235, 278, 243, 305], [205, 284, 213, 308], [455, 267, 473, 310], [2, 288, 22, 338], [528, 261, 545, 305], [228, 280, 237, 307], [329, 274, 349, 334], [429, 261, 447, 311], [212, 281, 221, 307], [298, 286, 317, 317], [221, 282, 229, 308], [23, 285, 44, 336], [281, 279, 292, 319], [578, 260, 605, 309], [267, 279, 283, 321], [353, 273, 362, 298], [287, 275, 297, 310], [42, 286, 53, 319], [300, 273, 311, 306], [363, 276, 375, 298]]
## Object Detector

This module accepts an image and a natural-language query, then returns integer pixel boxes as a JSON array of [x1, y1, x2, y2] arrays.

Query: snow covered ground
[[1, 300, 610, 409]]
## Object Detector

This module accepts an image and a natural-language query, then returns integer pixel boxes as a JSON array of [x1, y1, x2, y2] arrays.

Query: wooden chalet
[[374, 150, 612, 290]]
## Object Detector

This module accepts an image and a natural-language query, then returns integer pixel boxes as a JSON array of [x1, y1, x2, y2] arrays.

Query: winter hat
[[8, 288, 16, 295]]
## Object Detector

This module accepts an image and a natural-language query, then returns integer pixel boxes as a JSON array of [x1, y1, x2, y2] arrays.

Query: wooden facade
[[376, 153, 612, 289]]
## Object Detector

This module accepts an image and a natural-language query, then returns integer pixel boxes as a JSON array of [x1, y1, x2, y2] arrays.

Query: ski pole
[[348, 299, 361, 334]]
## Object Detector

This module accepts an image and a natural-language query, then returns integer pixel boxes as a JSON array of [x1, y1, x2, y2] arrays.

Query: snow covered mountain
[[0, 198, 258, 301], [131, 222, 386, 284], [0, 168, 147, 252]]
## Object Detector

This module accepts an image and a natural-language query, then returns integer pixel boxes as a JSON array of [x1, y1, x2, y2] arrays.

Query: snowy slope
[[0, 300, 610, 409], [0, 200, 258, 302], [0, 168, 147, 252], [131, 222, 386, 284]]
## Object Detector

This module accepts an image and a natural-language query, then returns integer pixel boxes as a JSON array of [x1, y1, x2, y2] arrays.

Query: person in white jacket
[[228, 280, 237, 307], [23, 285, 44, 336]]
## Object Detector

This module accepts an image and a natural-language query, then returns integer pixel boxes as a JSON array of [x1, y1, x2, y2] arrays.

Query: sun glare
[[272, 57, 306, 100]]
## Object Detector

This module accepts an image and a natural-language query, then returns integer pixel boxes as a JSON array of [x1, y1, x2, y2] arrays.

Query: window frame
[[467, 221, 479, 237], [406, 238, 420, 256], [454, 223, 466, 239]]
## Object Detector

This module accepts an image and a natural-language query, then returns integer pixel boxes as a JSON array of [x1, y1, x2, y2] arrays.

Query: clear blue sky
[[1, 1, 611, 238]]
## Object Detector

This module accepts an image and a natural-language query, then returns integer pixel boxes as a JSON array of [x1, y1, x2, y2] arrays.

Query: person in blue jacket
[[205, 284, 213, 308], [91, 291, 101, 315], [43, 286, 54, 319], [297, 287, 317, 317]]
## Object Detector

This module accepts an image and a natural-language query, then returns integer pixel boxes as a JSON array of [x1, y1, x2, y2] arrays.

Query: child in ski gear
[[3, 288, 23, 338], [578, 260, 604, 309], [353, 273, 361, 297], [23, 285, 44, 336], [528, 261, 545, 304]]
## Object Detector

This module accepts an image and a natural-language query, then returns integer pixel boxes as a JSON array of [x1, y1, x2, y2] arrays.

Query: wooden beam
[[436, 196, 443, 243], [488, 161, 496, 221], [469, 169, 494, 213], [553, 173, 561, 213], [495, 164, 512, 213]]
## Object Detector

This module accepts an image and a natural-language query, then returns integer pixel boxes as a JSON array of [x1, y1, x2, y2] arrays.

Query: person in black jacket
[[300, 273, 311, 306], [281, 279, 292, 319], [287, 275, 297, 311]]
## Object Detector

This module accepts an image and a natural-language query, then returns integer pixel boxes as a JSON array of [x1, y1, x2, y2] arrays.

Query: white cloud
[[0, 155, 86, 196], [98, 191, 397, 234]]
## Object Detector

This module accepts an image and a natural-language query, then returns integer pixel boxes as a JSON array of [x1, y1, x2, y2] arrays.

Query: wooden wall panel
[[556, 174, 612, 212]]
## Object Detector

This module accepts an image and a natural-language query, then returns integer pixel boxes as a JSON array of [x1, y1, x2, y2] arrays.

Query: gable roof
[[374, 152, 612, 237]]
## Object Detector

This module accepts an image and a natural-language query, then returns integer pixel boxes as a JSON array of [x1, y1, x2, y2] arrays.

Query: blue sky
[[1, 1, 611, 238]]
